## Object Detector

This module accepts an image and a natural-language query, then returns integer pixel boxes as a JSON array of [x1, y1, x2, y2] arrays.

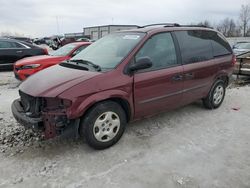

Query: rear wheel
[[203, 80, 226, 109], [80, 101, 126, 149]]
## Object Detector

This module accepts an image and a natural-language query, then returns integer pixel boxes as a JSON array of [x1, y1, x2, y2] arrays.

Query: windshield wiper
[[68, 59, 101, 71]]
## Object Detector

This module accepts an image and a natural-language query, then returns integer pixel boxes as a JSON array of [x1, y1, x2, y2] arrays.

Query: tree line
[[198, 4, 250, 37]]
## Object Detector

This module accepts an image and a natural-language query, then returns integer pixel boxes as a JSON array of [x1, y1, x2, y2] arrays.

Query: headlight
[[42, 98, 72, 110], [21, 64, 41, 69]]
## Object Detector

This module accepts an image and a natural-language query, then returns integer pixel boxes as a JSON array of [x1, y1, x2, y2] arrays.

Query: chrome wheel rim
[[213, 85, 224, 105], [93, 111, 120, 142]]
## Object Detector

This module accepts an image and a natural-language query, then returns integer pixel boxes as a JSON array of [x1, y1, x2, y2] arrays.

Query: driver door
[[133, 32, 184, 119]]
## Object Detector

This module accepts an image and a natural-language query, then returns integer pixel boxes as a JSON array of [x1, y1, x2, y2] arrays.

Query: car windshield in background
[[50, 43, 77, 56], [71, 32, 146, 69], [234, 42, 250, 49]]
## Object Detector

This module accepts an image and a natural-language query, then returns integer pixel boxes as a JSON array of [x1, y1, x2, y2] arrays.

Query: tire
[[203, 80, 226, 109], [80, 101, 126, 149]]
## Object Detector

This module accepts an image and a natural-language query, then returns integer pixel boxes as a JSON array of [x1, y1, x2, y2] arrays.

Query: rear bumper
[[11, 99, 43, 130]]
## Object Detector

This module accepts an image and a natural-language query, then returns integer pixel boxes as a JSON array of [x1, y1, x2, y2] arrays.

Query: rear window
[[13, 42, 26, 48], [208, 31, 232, 57], [175, 30, 213, 64], [50, 43, 78, 56]]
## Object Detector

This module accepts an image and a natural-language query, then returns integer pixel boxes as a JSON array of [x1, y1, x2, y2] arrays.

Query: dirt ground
[[0, 71, 250, 188]]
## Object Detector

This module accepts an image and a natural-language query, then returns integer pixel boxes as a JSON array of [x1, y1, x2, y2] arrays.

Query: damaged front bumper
[[11, 99, 80, 139], [11, 99, 43, 130]]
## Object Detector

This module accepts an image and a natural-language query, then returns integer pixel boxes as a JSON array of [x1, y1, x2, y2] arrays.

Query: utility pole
[[56, 16, 60, 35]]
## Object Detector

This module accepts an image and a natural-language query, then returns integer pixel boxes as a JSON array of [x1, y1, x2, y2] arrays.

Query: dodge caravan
[[12, 24, 235, 149]]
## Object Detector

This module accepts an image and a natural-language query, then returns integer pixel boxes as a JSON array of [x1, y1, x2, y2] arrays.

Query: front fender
[[67, 89, 133, 120]]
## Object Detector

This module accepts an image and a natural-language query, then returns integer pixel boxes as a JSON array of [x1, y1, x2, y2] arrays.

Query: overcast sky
[[0, 0, 249, 37]]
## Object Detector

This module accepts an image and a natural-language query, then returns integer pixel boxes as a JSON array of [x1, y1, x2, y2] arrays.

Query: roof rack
[[179, 24, 213, 29], [138, 23, 213, 29], [138, 23, 180, 28]]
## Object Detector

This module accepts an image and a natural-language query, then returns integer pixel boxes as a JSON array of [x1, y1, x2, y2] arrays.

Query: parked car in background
[[49, 37, 77, 50], [14, 42, 91, 80], [233, 42, 250, 56], [76, 37, 91, 42], [33, 37, 51, 45], [233, 51, 250, 76], [0, 38, 48, 70], [61, 37, 77, 46], [12, 24, 234, 149]]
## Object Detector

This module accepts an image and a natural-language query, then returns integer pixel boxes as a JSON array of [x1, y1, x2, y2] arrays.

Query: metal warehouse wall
[[83, 25, 138, 40]]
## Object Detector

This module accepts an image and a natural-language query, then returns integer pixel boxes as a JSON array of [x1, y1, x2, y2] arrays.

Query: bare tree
[[197, 20, 212, 27], [239, 4, 250, 37], [216, 18, 239, 37]]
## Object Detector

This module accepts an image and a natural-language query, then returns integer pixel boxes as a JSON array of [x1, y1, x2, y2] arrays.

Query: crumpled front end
[[11, 90, 79, 139]]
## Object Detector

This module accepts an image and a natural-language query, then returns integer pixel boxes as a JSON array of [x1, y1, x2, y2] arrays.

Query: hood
[[15, 55, 67, 66], [20, 64, 101, 97]]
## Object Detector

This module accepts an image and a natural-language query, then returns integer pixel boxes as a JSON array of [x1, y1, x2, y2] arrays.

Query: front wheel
[[80, 101, 126, 149], [203, 80, 226, 109]]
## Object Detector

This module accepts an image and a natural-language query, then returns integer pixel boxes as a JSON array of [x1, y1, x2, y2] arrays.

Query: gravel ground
[[0, 71, 250, 188]]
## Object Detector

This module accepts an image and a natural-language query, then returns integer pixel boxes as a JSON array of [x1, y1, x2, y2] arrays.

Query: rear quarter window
[[174, 30, 213, 64], [13, 42, 26, 48], [208, 31, 232, 57]]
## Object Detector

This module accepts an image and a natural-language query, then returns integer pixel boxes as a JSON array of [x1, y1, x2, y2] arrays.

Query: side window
[[175, 30, 213, 64], [72, 46, 87, 57], [13, 42, 26, 48], [0, 41, 15, 49], [208, 31, 232, 57], [135, 32, 178, 71]]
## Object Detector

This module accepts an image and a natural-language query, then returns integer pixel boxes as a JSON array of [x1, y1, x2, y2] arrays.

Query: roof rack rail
[[179, 24, 213, 29], [138, 23, 180, 28], [138, 23, 213, 29]]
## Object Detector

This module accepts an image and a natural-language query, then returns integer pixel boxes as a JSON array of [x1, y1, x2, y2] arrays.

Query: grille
[[19, 90, 41, 117]]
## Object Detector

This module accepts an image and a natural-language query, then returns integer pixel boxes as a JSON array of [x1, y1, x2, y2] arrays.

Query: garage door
[[91, 31, 99, 40], [101, 30, 109, 38]]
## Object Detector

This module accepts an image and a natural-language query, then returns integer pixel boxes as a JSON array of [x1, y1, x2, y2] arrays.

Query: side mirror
[[129, 57, 152, 72]]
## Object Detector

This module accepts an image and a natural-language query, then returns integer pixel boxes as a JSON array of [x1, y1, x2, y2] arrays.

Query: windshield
[[234, 42, 250, 49], [71, 32, 145, 69], [50, 43, 77, 56]]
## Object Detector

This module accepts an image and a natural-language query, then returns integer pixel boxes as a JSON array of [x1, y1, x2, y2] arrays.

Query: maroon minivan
[[12, 24, 235, 149]]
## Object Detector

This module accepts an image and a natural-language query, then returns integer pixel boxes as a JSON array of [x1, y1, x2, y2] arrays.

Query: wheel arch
[[83, 98, 131, 122], [213, 71, 230, 87], [70, 90, 133, 122], [215, 74, 229, 86]]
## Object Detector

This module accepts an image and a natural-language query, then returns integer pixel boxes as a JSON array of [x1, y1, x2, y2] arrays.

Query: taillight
[[43, 48, 48, 55], [232, 54, 236, 66]]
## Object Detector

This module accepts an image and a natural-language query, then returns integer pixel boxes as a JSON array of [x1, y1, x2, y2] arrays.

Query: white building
[[83, 25, 139, 40]]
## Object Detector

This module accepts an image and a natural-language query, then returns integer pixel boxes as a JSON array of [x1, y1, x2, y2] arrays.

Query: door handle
[[172, 75, 183, 81], [16, 50, 23, 53], [184, 73, 194, 79]]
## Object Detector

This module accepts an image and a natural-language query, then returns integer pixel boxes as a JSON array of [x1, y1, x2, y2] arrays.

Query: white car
[[233, 42, 250, 56]]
